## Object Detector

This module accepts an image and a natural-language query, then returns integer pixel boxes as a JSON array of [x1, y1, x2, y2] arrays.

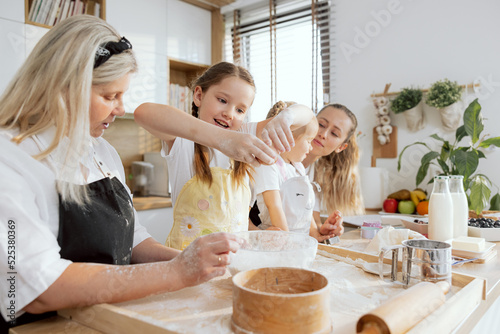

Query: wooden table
[[336, 226, 500, 333], [10, 226, 500, 334]]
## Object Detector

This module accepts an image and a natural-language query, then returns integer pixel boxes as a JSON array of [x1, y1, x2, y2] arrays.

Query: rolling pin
[[356, 281, 450, 334]]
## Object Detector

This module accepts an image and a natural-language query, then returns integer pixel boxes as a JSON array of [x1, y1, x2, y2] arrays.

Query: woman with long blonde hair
[[302, 104, 364, 229], [0, 16, 275, 329]]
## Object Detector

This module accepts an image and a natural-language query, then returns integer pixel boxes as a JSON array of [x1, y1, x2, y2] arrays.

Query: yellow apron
[[166, 167, 251, 250]]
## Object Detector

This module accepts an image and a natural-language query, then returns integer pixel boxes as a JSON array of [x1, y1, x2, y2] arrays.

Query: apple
[[383, 198, 398, 213], [398, 200, 416, 214]]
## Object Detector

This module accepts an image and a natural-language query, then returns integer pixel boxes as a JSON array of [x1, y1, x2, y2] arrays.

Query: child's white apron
[[280, 171, 315, 234]]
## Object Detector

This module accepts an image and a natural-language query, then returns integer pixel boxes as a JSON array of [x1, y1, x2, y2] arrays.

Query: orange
[[416, 201, 429, 215]]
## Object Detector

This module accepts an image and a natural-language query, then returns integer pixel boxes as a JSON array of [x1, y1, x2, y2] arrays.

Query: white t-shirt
[[0, 127, 150, 321], [162, 122, 257, 206], [254, 157, 314, 232]]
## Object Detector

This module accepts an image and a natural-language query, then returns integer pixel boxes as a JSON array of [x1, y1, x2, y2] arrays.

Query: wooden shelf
[[25, 0, 106, 29], [167, 58, 209, 114], [168, 58, 209, 87]]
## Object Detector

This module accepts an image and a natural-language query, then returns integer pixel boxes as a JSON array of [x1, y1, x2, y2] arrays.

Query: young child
[[134, 62, 316, 249], [253, 101, 340, 242]]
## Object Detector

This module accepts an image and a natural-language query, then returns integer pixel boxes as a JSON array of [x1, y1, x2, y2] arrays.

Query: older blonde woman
[[0, 15, 278, 329]]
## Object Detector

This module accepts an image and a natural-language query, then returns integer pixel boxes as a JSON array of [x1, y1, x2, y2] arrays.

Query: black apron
[[58, 176, 135, 265], [3, 176, 135, 332]]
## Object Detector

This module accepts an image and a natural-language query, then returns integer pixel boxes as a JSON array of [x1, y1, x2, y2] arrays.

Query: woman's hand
[[171, 233, 243, 288], [218, 130, 278, 167], [320, 210, 344, 237]]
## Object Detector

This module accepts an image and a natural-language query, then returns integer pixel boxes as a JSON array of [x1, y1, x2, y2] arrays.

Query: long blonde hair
[[191, 62, 255, 187], [0, 15, 137, 203], [314, 104, 365, 216]]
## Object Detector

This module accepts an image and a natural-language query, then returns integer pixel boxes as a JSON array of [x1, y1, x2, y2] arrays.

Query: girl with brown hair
[[134, 62, 314, 250]]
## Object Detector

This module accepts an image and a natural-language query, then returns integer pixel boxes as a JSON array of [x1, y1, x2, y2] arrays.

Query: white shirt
[[162, 122, 257, 206], [0, 127, 150, 321]]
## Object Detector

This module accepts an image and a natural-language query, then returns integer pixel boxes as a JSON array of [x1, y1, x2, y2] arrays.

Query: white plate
[[341, 215, 382, 227], [468, 226, 500, 242], [379, 215, 425, 227], [378, 211, 427, 217], [452, 242, 496, 258], [399, 216, 428, 235]]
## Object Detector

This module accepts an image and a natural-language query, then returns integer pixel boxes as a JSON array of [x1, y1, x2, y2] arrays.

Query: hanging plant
[[391, 87, 425, 132], [426, 79, 463, 131], [391, 88, 423, 113], [426, 79, 462, 108]]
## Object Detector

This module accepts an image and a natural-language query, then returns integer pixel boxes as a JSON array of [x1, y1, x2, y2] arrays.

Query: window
[[224, 0, 333, 121]]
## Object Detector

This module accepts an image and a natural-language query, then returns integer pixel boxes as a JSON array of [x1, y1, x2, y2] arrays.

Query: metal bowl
[[228, 231, 317, 275]]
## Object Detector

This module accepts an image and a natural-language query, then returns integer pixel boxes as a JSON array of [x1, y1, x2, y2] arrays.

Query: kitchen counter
[[10, 220, 500, 334], [133, 196, 172, 211]]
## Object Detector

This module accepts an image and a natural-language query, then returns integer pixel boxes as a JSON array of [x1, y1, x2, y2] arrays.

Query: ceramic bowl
[[400, 216, 428, 235], [228, 231, 317, 275]]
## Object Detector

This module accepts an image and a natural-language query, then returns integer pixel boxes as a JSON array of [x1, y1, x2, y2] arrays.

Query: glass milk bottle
[[449, 175, 469, 238], [428, 176, 453, 241]]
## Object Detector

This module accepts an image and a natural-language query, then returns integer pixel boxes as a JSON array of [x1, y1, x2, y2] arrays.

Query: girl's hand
[[218, 131, 278, 167], [172, 233, 243, 288], [320, 210, 344, 237], [261, 107, 295, 153]]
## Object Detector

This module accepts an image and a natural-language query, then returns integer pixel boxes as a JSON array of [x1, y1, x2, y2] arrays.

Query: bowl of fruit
[[382, 188, 429, 216], [468, 215, 500, 242]]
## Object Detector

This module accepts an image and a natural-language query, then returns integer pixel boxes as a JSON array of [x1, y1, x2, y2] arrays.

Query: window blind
[[224, 0, 334, 121]]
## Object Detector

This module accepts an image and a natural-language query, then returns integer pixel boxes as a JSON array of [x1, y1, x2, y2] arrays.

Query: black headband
[[94, 37, 132, 69]]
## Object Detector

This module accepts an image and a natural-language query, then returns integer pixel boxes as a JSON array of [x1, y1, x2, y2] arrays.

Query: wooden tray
[[57, 245, 485, 334]]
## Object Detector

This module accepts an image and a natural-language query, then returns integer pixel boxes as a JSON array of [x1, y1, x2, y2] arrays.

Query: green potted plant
[[426, 79, 463, 131], [398, 98, 500, 214], [391, 87, 424, 132]]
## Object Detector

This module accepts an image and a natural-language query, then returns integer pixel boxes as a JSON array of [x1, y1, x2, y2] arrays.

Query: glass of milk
[[428, 175, 453, 242]]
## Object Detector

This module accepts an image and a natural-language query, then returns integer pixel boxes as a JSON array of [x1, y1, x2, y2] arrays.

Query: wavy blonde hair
[[0, 15, 137, 204], [190, 62, 255, 187], [314, 104, 365, 216]]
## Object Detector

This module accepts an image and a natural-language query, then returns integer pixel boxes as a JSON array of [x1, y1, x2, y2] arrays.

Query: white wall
[[334, 0, 500, 201], [0, 0, 212, 113], [105, 0, 211, 113]]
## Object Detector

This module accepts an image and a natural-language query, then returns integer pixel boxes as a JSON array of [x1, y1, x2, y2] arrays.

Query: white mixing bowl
[[228, 231, 318, 275]]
